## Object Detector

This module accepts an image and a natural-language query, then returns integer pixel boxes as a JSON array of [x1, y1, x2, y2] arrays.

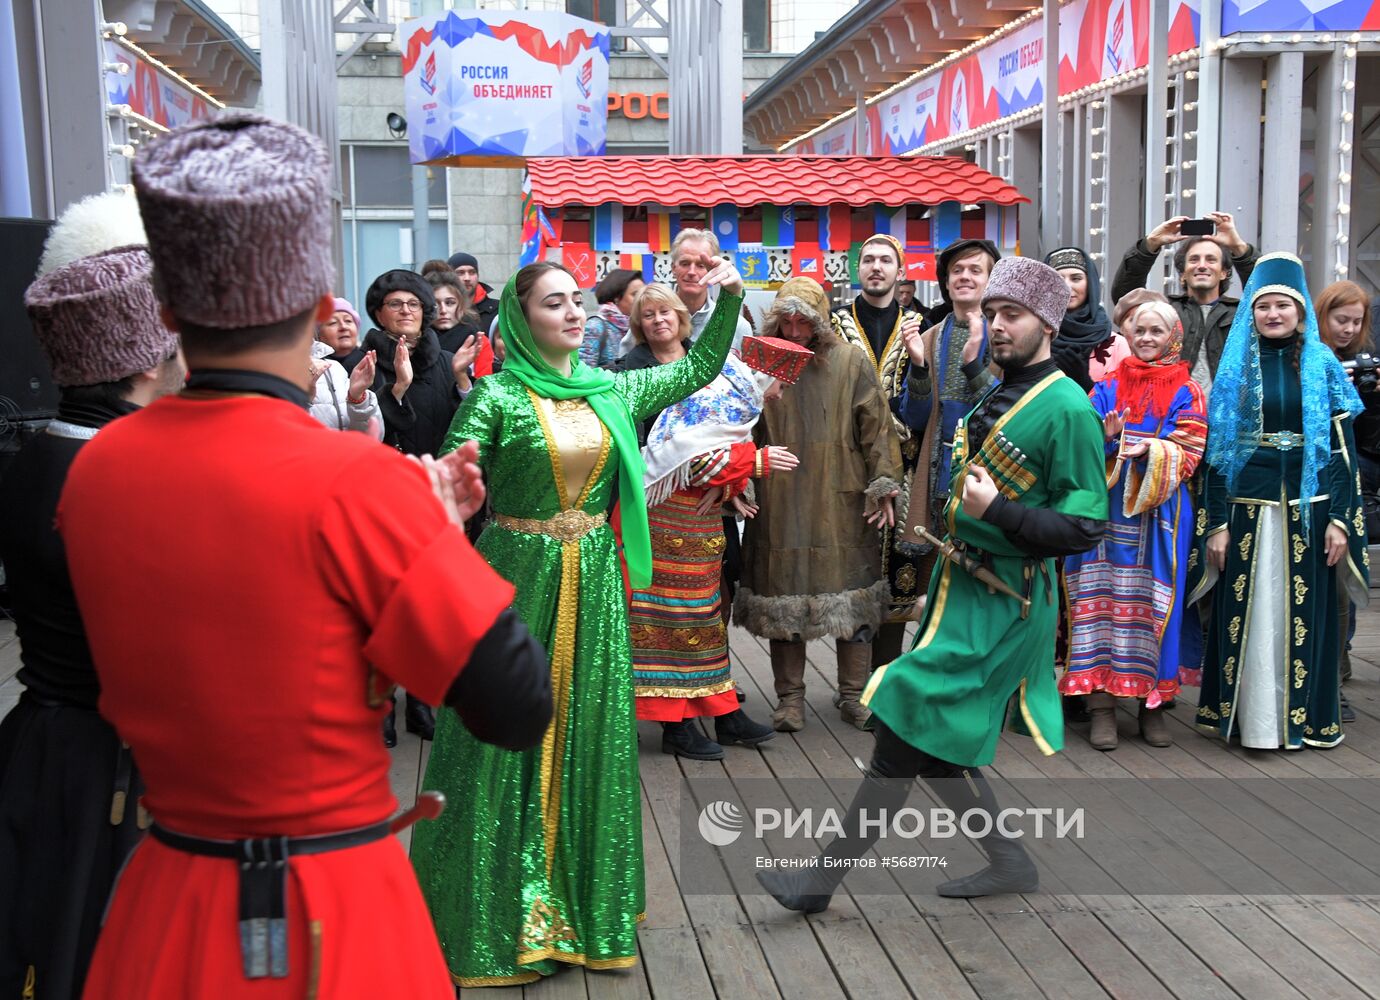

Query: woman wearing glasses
[[362, 269, 481, 460]]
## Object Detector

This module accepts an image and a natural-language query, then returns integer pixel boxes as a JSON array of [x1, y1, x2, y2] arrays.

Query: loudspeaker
[[0, 217, 58, 422]]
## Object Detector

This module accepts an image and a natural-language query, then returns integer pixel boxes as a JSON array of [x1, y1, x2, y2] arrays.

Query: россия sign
[[400, 10, 610, 166]]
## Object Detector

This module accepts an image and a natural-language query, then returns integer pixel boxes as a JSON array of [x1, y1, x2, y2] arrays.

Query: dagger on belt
[[911, 525, 1032, 617], [391, 790, 446, 833]]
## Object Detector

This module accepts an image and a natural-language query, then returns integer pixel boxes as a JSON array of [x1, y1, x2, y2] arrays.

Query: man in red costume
[[59, 113, 552, 998]]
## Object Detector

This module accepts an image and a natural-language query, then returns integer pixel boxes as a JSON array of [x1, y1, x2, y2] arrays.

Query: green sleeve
[[614, 292, 743, 422], [1202, 461, 1229, 531], [1328, 413, 1361, 528], [439, 374, 504, 468], [1047, 397, 1110, 521]]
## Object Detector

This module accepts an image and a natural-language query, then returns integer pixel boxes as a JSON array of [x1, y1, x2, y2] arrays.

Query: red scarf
[[1112, 315, 1189, 422]]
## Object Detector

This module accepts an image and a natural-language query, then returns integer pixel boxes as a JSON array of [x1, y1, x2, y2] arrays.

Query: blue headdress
[[1204, 252, 1362, 540]]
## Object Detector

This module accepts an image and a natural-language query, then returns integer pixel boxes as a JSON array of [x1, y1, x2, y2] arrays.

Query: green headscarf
[[498, 272, 655, 589]]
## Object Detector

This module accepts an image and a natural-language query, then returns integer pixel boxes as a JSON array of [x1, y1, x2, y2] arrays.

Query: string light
[[109, 35, 226, 110], [1335, 42, 1357, 279]]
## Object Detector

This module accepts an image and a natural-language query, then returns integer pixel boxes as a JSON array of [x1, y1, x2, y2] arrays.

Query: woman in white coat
[[309, 337, 384, 438]]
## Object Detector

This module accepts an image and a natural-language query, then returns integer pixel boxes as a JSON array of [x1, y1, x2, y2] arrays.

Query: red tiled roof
[[526, 155, 1029, 208]]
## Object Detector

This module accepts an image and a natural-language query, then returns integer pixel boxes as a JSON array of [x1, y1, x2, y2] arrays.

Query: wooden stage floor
[[3, 607, 1378, 999]]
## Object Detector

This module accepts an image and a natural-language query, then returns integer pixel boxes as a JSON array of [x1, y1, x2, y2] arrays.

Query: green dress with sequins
[[411, 293, 742, 988]]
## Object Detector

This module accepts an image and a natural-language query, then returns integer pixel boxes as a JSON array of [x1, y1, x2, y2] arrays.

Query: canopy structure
[[521, 154, 1028, 289]]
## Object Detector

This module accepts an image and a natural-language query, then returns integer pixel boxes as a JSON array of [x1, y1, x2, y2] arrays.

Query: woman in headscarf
[[632, 337, 809, 759], [411, 255, 744, 986], [1186, 252, 1368, 750], [1062, 300, 1208, 750], [1045, 247, 1114, 392]]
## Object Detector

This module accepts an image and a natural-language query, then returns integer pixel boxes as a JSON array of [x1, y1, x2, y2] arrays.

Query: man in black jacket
[[0, 242, 184, 1000], [448, 251, 499, 331], [361, 268, 470, 741], [1109, 210, 1260, 384]]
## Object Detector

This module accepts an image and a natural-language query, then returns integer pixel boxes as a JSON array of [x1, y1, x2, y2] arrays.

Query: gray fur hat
[[25, 246, 178, 387], [981, 256, 1070, 332], [132, 112, 333, 328]]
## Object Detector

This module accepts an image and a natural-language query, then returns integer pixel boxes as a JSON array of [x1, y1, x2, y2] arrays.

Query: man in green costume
[[759, 256, 1108, 909]]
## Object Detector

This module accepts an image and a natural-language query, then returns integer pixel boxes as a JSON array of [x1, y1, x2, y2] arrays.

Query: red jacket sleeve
[[705, 441, 758, 496], [316, 449, 514, 705]]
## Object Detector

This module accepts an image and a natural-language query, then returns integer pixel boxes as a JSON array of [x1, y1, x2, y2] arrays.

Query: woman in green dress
[[412, 257, 744, 987]]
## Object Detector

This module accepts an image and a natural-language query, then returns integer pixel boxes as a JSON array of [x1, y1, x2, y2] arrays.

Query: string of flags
[[547, 202, 1019, 288]]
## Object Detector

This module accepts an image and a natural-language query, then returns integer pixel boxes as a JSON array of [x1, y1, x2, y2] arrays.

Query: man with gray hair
[[618, 227, 751, 357]]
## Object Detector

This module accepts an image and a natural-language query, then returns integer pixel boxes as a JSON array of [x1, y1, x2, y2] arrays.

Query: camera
[[1343, 352, 1380, 394]]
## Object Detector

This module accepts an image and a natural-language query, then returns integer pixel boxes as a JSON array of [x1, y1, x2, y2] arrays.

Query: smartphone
[[1180, 218, 1216, 237]]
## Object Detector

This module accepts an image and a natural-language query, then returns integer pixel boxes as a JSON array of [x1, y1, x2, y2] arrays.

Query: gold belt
[[495, 509, 606, 542]]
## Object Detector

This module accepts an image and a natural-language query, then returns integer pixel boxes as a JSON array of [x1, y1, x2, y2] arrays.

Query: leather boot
[[834, 641, 874, 730], [925, 767, 1039, 898], [661, 720, 725, 761], [1341, 691, 1356, 723], [769, 640, 807, 732], [714, 708, 775, 747], [1138, 701, 1171, 747], [404, 694, 435, 741], [382, 697, 398, 748], [757, 768, 912, 913], [871, 622, 907, 670], [1087, 691, 1118, 751]]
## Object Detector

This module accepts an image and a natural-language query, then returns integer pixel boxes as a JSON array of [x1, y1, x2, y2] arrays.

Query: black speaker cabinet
[[0, 217, 58, 422]]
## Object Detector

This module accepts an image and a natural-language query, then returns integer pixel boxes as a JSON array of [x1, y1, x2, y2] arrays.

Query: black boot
[[757, 768, 912, 913], [1341, 690, 1356, 723], [382, 698, 398, 748], [715, 709, 775, 747], [923, 767, 1038, 898], [404, 694, 435, 740], [661, 720, 724, 760]]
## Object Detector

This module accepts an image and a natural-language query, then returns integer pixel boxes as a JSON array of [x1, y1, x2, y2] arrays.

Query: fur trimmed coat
[[735, 328, 903, 640]]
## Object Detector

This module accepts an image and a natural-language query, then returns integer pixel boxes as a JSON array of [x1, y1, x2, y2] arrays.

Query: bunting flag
[[592, 203, 623, 251], [562, 243, 597, 288], [828, 204, 852, 251], [988, 205, 1017, 250], [540, 206, 560, 246], [734, 248, 772, 287], [761, 204, 796, 247], [519, 170, 541, 266], [791, 244, 825, 280], [933, 201, 963, 251], [710, 204, 739, 252], [907, 214, 933, 248], [872, 204, 907, 243], [647, 209, 679, 253], [904, 250, 937, 282]]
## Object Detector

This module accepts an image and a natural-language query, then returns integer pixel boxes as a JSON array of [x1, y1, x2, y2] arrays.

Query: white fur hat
[[36, 190, 148, 277]]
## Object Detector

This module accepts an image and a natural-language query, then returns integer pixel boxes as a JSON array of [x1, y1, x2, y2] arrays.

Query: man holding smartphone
[[1109, 210, 1260, 391]]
